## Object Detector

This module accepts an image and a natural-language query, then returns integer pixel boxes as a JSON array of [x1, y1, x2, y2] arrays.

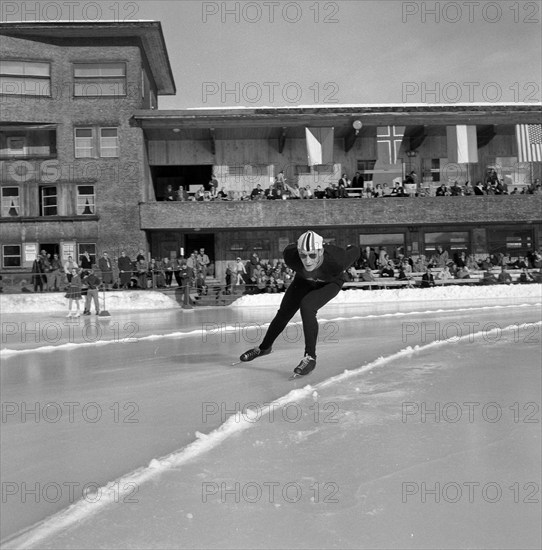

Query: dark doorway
[[184, 233, 215, 261], [39, 242, 60, 257], [151, 165, 213, 200]]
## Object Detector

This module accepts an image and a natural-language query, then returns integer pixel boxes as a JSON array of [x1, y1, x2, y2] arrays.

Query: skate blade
[[288, 372, 307, 381], [231, 360, 242, 366]]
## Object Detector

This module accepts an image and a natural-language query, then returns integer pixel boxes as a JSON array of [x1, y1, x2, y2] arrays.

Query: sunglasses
[[299, 252, 319, 260]]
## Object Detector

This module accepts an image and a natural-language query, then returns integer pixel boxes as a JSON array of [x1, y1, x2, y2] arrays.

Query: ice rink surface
[[1, 297, 541, 549]]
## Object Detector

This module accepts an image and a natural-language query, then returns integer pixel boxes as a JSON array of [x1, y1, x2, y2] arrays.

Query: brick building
[[0, 21, 175, 268], [1, 21, 541, 283]]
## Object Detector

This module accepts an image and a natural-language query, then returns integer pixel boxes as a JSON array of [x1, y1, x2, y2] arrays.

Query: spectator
[[65, 268, 83, 317], [64, 255, 78, 283], [136, 256, 149, 288], [235, 257, 247, 285], [436, 183, 450, 196], [162, 257, 173, 287], [351, 171, 364, 189], [197, 248, 211, 280], [31, 254, 45, 292], [463, 181, 474, 196], [250, 184, 265, 200], [118, 251, 133, 289], [49, 253, 63, 291], [380, 260, 395, 278], [450, 181, 463, 196], [164, 184, 176, 201], [497, 265, 512, 284], [314, 185, 326, 199], [456, 266, 471, 279], [473, 181, 485, 195], [429, 245, 449, 268], [217, 187, 229, 200], [413, 254, 428, 272], [481, 270, 498, 285], [519, 268, 535, 284], [82, 268, 102, 315], [436, 265, 452, 281], [362, 246, 377, 270], [176, 187, 189, 201], [421, 267, 436, 288], [98, 252, 113, 290], [79, 251, 92, 275], [373, 183, 383, 197]]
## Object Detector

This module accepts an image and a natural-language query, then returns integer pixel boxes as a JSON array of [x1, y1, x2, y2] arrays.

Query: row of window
[[1, 186, 95, 217], [0, 126, 119, 159], [0, 60, 127, 97], [2, 243, 96, 268]]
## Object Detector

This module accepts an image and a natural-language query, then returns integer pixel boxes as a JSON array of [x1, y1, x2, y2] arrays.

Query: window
[[1, 187, 20, 217], [2, 245, 22, 267], [359, 233, 405, 249], [74, 128, 93, 158], [424, 231, 469, 255], [7, 137, 25, 155], [487, 228, 533, 256], [0, 60, 51, 96], [357, 160, 377, 180], [77, 243, 96, 265], [77, 185, 95, 215], [74, 127, 118, 158], [73, 63, 126, 97], [99, 128, 119, 157], [39, 186, 57, 216], [0, 126, 57, 159]]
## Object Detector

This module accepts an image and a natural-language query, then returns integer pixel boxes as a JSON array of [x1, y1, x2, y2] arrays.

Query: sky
[[2, 0, 541, 108]]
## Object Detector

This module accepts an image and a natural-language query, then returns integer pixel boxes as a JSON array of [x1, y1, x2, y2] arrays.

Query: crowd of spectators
[[344, 245, 542, 286], [224, 252, 295, 295], [16, 245, 542, 296], [27, 248, 215, 295], [158, 171, 541, 202]]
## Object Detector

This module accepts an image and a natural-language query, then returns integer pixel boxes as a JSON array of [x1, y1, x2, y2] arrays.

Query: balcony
[[140, 195, 542, 231]]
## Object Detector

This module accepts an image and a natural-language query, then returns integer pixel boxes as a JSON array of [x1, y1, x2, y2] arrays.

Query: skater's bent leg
[[299, 282, 342, 357], [259, 278, 310, 351]]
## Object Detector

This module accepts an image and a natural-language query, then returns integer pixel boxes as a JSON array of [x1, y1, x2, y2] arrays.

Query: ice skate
[[238, 347, 272, 362], [289, 355, 316, 379]]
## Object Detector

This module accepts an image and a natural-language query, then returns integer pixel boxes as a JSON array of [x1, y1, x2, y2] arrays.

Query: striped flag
[[305, 127, 334, 166], [446, 125, 478, 164], [376, 126, 405, 165], [516, 124, 542, 162]]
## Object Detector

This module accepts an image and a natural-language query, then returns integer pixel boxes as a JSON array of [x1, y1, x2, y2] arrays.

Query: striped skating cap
[[297, 230, 324, 251]]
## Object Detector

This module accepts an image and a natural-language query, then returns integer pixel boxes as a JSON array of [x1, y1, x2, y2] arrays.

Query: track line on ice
[[2, 302, 540, 358], [4, 320, 540, 550]]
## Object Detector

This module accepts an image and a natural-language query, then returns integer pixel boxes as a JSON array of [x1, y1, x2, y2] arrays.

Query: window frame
[[77, 185, 96, 215], [1, 186, 21, 217], [0, 60, 51, 97], [73, 62, 127, 98], [2, 244, 22, 268], [74, 126, 119, 159], [39, 185, 58, 217]]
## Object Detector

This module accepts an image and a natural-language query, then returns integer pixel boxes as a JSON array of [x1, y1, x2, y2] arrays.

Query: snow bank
[[0, 285, 540, 314], [0, 290, 180, 314], [231, 284, 542, 307]]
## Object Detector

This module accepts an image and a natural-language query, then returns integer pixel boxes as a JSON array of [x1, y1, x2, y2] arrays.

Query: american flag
[[516, 124, 542, 163]]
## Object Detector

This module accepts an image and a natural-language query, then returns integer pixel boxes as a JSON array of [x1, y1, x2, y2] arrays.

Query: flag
[[305, 127, 334, 166], [377, 126, 405, 165], [446, 125, 478, 163], [516, 124, 542, 162]]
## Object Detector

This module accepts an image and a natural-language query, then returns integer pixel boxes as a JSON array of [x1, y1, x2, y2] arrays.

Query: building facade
[[1, 22, 541, 282]]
